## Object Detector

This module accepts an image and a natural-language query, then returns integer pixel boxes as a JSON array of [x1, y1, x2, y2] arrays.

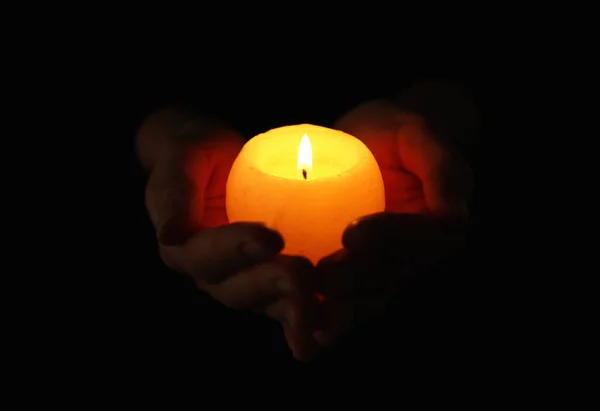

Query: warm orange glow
[[297, 134, 312, 180], [226, 124, 385, 264]]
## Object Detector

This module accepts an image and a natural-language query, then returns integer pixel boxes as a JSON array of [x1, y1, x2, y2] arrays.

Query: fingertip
[[240, 222, 285, 251], [342, 215, 379, 250], [257, 227, 285, 252], [269, 255, 317, 296], [285, 325, 322, 362], [288, 254, 315, 270], [342, 220, 363, 250], [342, 212, 388, 236], [240, 234, 284, 263], [316, 248, 349, 268], [348, 212, 388, 227], [229, 222, 284, 263]]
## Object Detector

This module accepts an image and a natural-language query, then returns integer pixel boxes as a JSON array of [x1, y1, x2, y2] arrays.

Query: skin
[[137, 83, 476, 360], [138, 110, 324, 358], [313, 100, 472, 348]]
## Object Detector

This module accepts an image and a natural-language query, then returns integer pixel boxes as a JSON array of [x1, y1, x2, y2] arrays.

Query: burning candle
[[226, 124, 385, 264]]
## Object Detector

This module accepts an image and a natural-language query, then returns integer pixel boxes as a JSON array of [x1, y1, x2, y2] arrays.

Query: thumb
[[342, 212, 456, 253], [341, 212, 465, 264], [397, 117, 472, 221]]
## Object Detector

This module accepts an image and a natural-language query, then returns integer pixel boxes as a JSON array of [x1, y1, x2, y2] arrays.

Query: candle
[[226, 124, 385, 264]]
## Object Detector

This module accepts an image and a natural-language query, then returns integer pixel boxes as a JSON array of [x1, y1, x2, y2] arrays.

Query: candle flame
[[297, 134, 312, 180]]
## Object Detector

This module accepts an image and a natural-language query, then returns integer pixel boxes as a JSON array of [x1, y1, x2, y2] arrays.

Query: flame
[[297, 134, 312, 180]]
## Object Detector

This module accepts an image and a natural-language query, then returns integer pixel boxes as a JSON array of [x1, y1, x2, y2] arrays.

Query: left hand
[[141, 116, 321, 361], [312, 97, 474, 347]]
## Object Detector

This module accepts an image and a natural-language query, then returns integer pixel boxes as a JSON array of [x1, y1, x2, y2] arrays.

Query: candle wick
[[302, 169, 307, 180]]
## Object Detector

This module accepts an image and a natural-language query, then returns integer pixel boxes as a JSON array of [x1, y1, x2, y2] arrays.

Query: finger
[[313, 300, 353, 348], [184, 135, 244, 229], [264, 297, 322, 361], [342, 213, 464, 260], [317, 249, 407, 298], [396, 116, 472, 220], [315, 249, 350, 296], [314, 298, 385, 348], [315, 251, 401, 348], [146, 154, 206, 246], [159, 222, 284, 284], [206, 255, 314, 309], [145, 166, 195, 245], [395, 81, 479, 147], [147, 135, 244, 246]]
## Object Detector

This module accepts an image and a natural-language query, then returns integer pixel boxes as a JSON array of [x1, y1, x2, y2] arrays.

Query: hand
[[314, 213, 466, 346], [313, 92, 474, 346], [143, 124, 320, 360]]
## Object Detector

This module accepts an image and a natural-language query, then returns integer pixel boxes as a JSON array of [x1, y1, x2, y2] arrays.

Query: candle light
[[226, 124, 385, 264]]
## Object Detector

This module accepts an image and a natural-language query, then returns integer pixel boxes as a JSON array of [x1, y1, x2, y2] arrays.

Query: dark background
[[130, 61, 481, 366]]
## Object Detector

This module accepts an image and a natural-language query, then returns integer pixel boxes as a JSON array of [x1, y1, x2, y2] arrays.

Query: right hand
[[144, 128, 321, 360]]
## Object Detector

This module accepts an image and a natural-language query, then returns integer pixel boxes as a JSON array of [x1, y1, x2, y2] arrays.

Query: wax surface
[[226, 124, 385, 264]]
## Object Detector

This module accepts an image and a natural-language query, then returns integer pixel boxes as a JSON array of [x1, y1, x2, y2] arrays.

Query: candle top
[[244, 124, 372, 181]]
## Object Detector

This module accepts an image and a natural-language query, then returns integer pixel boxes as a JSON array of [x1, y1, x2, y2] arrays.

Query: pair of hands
[[145, 99, 472, 360]]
